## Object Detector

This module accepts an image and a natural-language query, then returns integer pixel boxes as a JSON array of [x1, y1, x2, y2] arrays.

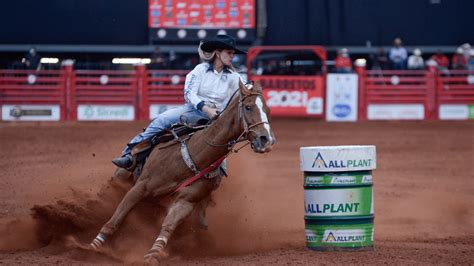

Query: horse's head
[[238, 81, 276, 153]]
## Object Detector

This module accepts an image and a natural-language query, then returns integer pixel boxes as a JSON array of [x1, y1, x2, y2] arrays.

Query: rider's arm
[[184, 64, 206, 111]]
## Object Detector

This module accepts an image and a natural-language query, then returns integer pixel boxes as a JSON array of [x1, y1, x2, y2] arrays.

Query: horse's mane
[[210, 81, 255, 123]]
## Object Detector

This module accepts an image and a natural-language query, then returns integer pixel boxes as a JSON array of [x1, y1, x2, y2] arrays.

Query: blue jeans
[[122, 104, 209, 155]]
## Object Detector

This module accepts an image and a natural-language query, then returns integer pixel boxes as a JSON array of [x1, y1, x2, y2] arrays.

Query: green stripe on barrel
[[300, 146, 376, 251]]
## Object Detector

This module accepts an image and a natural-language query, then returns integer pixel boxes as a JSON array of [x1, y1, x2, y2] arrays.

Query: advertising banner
[[305, 222, 374, 249], [255, 76, 324, 117], [77, 105, 135, 121], [1, 105, 61, 121], [439, 104, 474, 120], [367, 104, 424, 120], [304, 187, 373, 218], [326, 74, 358, 122], [300, 145, 376, 172], [148, 0, 255, 29]]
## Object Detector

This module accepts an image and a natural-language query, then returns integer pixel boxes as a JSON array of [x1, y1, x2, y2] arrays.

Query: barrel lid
[[300, 145, 376, 172]]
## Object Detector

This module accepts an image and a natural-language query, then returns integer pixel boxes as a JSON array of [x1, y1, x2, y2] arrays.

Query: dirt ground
[[0, 119, 473, 265]]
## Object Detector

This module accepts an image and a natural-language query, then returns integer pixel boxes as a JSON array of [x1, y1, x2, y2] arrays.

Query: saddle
[[125, 122, 207, 177]]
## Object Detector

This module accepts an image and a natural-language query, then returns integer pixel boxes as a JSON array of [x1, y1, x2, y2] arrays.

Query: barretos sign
[[1, 105, 60, 121], [256, 76, 324, 117]]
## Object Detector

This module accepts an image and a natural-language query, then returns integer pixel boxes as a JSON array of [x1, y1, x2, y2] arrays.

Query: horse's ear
[[239, 80, 252, 96], [253, 81, 263, 93], [239, 80, 262, 95]]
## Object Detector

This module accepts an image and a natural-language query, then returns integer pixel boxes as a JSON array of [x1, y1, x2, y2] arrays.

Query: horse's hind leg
[[90, 181, 147, 249], [144, 198, 195, 262]]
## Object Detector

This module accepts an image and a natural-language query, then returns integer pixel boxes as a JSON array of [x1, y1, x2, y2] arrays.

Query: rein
[[171, 86, 270, 196], [204, 91, 269, 153]]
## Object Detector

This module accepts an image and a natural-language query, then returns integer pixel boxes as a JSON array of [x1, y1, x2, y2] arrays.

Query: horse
[[89, 81, 276, 263]]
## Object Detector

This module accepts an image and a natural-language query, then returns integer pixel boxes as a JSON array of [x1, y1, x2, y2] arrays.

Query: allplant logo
[[311, 151, 373, 169], [312, 152, 327, 168]]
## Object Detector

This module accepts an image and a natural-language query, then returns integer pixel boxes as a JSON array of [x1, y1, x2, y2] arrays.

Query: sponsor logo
[[333, 104, 351, 118], [305, 230, 318, 242], [305, 203, 360, 214], [306, 176, 323, 184], [362, 175, 373, 183], [331, 176, 356, 184], [311, 152, 327, 168], [259, 78, 316, 90], [325, 232, 337, 242], [9, 106, 52, 118], [78, 105, 134, 120], [311, 152, 372, 169], [322, 229, 366, 243]]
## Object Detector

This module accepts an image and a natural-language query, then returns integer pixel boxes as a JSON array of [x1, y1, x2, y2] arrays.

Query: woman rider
[[112, 34, 246, 168]]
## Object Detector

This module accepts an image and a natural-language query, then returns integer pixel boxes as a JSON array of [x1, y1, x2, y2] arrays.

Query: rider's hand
[[202, 105, 219, 119]]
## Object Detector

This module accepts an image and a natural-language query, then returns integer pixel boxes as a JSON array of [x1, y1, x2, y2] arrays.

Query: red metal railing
[[139, 66, 186, 120], [436, 70, 474, 119], [0, 69, 68, 120], [1, 65, 473, 121], [357, 68, 436, 120], [69, 68, 139, 120]]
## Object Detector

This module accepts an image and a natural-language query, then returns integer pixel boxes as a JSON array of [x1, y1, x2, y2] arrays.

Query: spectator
[[389, 38, 407, 70], [22, 47, 41, 70], [430, 49, 449, 69], [370, 47, 388, 70], [149, 46, 167, 69], [407, 48, 425, 70], [467, 50, 474, 71], [334, 48, 352, 73], [461, 43, 472, 62], [452, 47, 467, 70]]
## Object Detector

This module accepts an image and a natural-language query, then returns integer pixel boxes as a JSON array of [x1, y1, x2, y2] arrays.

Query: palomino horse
[[89, 81, 275, 263]]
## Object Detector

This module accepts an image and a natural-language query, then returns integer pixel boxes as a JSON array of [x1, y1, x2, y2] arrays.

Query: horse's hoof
[[144, 251, 160, 265], [144, 249, 168, 265]]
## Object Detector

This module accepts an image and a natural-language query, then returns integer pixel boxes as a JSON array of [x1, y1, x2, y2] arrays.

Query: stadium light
[[40, 58, 59, 64], [112, 58, 151, 64]]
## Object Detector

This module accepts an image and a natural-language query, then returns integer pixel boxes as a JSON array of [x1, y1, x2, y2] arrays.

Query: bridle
[[204, 89, 270, 152]]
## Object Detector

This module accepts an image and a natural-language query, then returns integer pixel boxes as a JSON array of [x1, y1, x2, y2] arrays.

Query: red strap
[[172, 154, 227, 194]]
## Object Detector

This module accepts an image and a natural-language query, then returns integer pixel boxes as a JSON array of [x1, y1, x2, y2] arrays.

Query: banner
[[1, 105, 60, 121], [367, 104, 424, 120], [77, 105, 135, 121], [256, 76, 324, 117], [326, 74, 358, 122], [149, 0, 255, 29], [439, 104, 474, 120]]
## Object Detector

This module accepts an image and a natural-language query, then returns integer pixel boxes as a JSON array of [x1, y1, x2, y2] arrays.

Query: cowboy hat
[[200, 34, 246, 54]]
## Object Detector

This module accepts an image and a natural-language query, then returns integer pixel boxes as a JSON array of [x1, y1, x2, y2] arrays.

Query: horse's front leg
[[144, 198, 195, 263], [90, 181, 147, 249]]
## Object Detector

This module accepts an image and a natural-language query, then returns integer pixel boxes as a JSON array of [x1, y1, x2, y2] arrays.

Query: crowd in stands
[[4, 38, 474, 74], [334, 38, 474, 73]]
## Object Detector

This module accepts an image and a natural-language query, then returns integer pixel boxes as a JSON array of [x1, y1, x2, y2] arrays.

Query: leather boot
[[112, 154, 133, 169]]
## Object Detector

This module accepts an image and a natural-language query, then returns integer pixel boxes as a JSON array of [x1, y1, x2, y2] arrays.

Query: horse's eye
[[245, 105, 252, 111]]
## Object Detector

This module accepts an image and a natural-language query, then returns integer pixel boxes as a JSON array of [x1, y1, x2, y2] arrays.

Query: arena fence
[[436, 70, 474, 120], [0, 69, 67, 121], [69, 67, 139, 121], [0, 65, 473, 121], [356, 68, 436, 120], [140, 66, 186, 120]]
